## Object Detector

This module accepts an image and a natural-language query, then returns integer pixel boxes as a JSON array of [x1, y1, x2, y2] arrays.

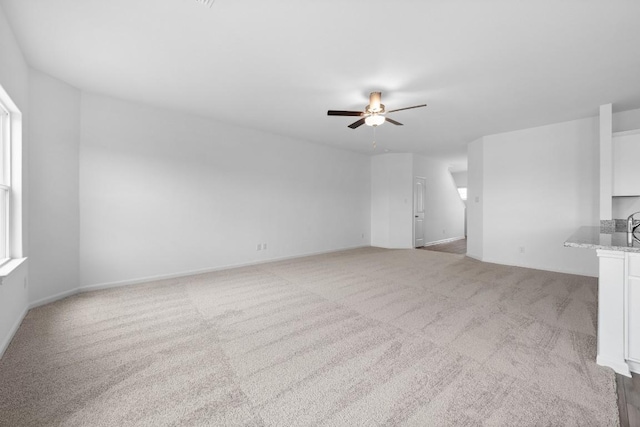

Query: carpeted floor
[[422, 238, 467, 255], [0, 247, 619, 426]]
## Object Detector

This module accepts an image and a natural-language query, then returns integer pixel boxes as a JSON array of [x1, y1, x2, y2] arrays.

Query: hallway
[[421, 238, 467, 255]]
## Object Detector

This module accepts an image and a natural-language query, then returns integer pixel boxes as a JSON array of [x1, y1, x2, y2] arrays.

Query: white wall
[[370, 153, 464, 249], [370, 154, 413, 248], [413, 155, 465, 244], [0, 8, 28, 119], [613, 107, 640, 133], [0, 4, 30, 357], [467, 107, 640, 275], [600, 104, 613, 221], [79, 93, 371, 288], [467, 138, 483, 260], [1, 9, 81, 353], [613, 197, 640, 220], [611, 107, 640, 220], [451, 171, 468, 188], [370, 156, 390, 247], [479, 118, 600, 276], [28, 69, 80, 305]]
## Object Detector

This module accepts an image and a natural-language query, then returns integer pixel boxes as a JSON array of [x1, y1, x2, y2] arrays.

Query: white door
[[414, 177, 426, 247]]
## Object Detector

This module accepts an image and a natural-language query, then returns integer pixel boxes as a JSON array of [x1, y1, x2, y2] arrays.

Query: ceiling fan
[[327, 92, 427, 129]]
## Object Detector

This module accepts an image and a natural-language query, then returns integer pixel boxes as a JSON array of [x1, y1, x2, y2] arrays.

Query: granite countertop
[[564, 226, 640, 253]]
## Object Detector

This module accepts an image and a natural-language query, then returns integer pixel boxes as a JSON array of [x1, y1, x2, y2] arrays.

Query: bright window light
[[0, 103, 9, 262], [457, 187, 467, 201]]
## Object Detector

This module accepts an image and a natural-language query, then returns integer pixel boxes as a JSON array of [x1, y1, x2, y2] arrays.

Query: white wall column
[[467, 138, 484, 260], [600, 104, 613, 221]]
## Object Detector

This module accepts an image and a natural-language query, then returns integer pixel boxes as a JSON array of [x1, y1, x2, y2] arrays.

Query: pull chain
[[372, 125, 377, 150]]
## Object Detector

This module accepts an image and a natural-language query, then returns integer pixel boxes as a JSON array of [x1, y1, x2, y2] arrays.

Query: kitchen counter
[[564, 226, 640, 253], [565, 225, 640, 377]]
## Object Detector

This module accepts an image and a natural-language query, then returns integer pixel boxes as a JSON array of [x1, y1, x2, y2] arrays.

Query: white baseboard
[[79, 244, 370, 293], [29, 288, 80, 310], [0, 307, 27, 359], [8, 245, 373, 358], [596, 355, 631, 377], [22, 246, 370, 309], [480, 256, 598, 278], [422, 236, 465, 247], [465, 253, 483, 261], [627, 359, 640, 375]]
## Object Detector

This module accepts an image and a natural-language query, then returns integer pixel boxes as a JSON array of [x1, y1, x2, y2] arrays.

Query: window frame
[[0, 103, 10, 265], [0, 81, 23, 269]]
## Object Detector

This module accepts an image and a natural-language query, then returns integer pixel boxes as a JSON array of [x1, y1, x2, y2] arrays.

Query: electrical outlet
[[257, 243, 262, 251], [263, 243, 267, 250], [519, 246, 525, 254], [361, 233, 364, 238], [442, 229, 446, 234]]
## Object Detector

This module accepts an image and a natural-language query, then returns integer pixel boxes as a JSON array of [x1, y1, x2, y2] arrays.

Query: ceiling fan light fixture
[[365, 115, 385, 127]]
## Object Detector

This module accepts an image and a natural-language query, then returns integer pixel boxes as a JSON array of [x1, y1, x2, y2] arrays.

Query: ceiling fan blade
[[327, 110, 364, 117], [385, 117, 403, 126], [348, 118, 366, 129], [387, 104, 427, 113]]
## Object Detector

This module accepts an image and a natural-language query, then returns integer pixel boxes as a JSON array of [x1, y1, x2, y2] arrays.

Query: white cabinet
[[596, 249, 640, 376], [613, 130, 640, 196], [597, 250, 630, 376], [627, 253, 640, 371]]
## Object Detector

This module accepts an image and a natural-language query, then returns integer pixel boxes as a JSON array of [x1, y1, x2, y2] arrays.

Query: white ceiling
[[2, 0, 640, 170]]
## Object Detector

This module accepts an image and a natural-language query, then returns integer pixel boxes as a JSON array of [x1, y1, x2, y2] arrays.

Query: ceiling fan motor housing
[[367, 92, 384, 113]]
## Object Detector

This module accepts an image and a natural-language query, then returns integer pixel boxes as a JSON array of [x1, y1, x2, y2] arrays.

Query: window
[[0, 103, 9, 263], [0, 83, 24, 276], [457, 187, 467, 201]]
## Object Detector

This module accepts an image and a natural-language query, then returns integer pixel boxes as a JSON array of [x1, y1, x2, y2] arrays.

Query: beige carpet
[[0, 247, 619, 426]]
